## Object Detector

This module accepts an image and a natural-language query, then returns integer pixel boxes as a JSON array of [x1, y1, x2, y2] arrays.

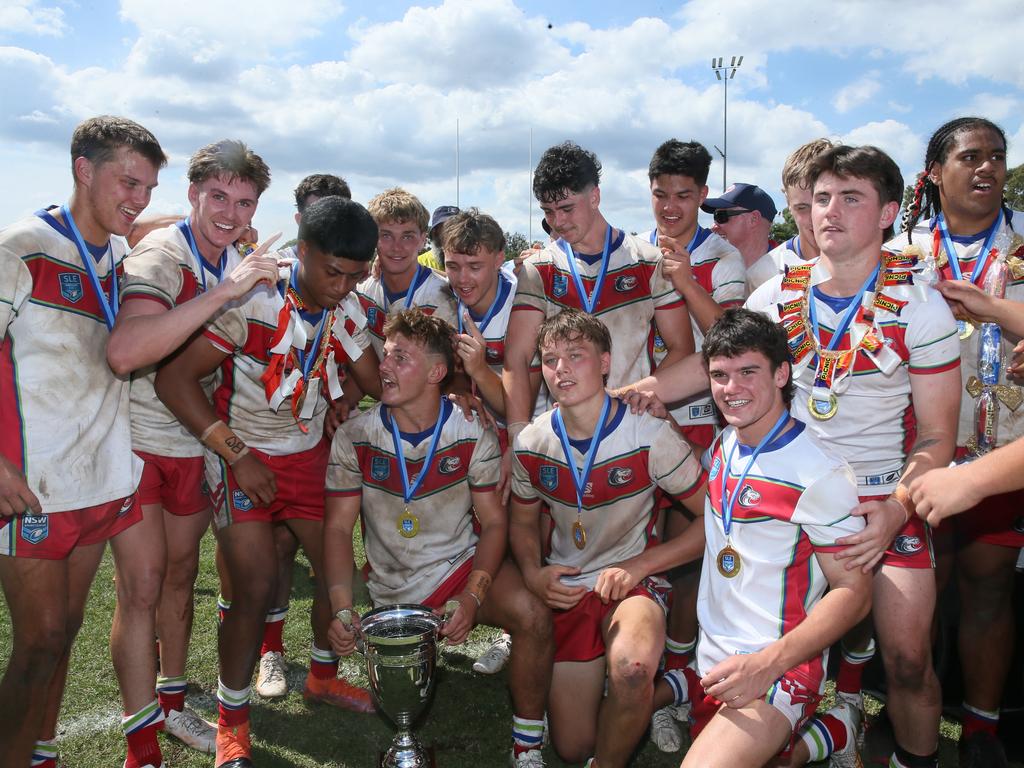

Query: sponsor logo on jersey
[[615, 275, 638, 292], [688, 404, 715, 419], [860, 470, 901, 487], [116, 497, 134, 518], [231, 489, 254, 512], [371, 456, 390, 481], [608, 467, 633, 486], [539, 465, 558, 491], [893, 535, 923, 555], [552, 274, 568, 298], [439, 456, 462, 474], [366, 306, 381, 329], [738, 484, 761, 507], [20, 514, 48, 545], [59, 273, 83, 303], [708, 456, 722, 480]]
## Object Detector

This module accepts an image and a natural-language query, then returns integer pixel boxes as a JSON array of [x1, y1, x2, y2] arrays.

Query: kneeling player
[[324, 309, 554, 768], [509, 309, 707, 768], [662, 309, 871, 768]]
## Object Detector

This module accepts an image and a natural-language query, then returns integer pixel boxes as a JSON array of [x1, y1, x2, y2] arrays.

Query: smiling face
[[443, 244, 504, 312], [379, 332, 446, 408], [811, 171, 897, 264], [930, 126, 1007, 231], [707, 349, 789, 443], [651, 174, 707, 240], [74, 146, 160, 241], [539, 333, 610, 410], [376, 219, 426, 280], [187, 173, 259, 258]]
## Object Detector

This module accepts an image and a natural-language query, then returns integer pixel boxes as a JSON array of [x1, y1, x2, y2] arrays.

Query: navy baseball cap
[[701, 183, 777, 220], [429, 205, 460, 232]]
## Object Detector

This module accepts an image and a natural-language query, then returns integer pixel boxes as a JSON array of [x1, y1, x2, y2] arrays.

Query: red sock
[[836, 640, 874, 695], [157, 690, 185, 715], [261, 618, 286, 656], [309, 658, 339, 680], [961, 703, 999, 738], [124, 724, 162, 768], [218, 701, 250, 729]]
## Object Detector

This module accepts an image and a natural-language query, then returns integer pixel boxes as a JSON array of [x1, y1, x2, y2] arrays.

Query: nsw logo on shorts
[[614, 275, 637, 292], [607, 467, 633, 486], [20, 514, 48, 545], [231, 489, 254, 512], [552, 274, 568, 298], [371, 456, 390, 481], [438, 456, 462, 474], [116, 497, 134, 518], [893, 535, 923, 555], [59, 273, 83, 303], [738, 484, 761, 507], [539, 465, 559, 491]]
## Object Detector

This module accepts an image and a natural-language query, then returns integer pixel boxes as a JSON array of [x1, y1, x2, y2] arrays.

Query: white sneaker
[[255, 650, 288, 698], [164, 707, 215, 754], [650, 706, 682, 753], [509, 748, 545, 767], [834, 690, 865, 750], [666, 700, 691, 723], [826, 699, 864, 768], [473, 633, 512, 675]]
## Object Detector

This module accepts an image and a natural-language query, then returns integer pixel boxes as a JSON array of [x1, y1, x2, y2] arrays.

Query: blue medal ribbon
[[457, 272, 510, 334], [387, 264, 432, 311], [557, 225, 613, 314], [808, 264, 879, 368], [552, 394, 612, 515], [177, 218, 227, 293], [59, 204, 118, 330], [648, 226, 702, 253], [791, 236, 802, 259], [387, 398, 448, 505], [718, 411, 790, 539], [289, 268, 327, 380], [937, 209, 1003, 284]]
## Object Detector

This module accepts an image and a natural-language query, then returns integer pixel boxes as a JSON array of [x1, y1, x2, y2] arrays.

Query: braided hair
[[903, 117, 1007, 242]]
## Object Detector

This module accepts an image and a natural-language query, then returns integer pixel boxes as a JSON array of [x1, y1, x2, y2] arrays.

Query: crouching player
[[323, 309, 554, 768], [508, 309, 707, 768], [658, 308, 872, 768], [156, 196, 382, 768]]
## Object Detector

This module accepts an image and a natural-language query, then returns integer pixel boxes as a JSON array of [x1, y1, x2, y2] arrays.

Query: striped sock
[[890, 745, 938, 768], [30, 738, 58, 768], [800, 712, 848, 761], [663, 635, 696, 671], [962, 701, 999, 738], [217, 594, 232, 625], [122, 699, 164, 768], [511, 715, 544, 756], [261, 605, 288, 655], [309, 643, 339, 680], [156, 673, 187, 715], [217, 679, 251, 728], [662, 667, 693, 707], [836, 638, 875, 695]]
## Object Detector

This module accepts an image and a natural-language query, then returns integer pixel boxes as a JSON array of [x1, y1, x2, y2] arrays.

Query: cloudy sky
[[3, 0, 1024, 243]]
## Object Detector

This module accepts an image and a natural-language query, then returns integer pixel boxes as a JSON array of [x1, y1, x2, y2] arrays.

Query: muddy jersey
[[747, 236, 819, 293], [123, 223, 243, 457], [356, 265, 458, 357], [746, 257, 960, 495], [203, 263, 370, 456], [513, 230, 683, 389], [511, 400, 705, 590], [0, 209, 141, 513], [887, 209, 1024, 448], [697, 420, 863, 693], [327, 399, 500, 605]]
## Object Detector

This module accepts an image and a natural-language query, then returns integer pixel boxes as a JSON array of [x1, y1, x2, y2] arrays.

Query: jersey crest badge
[[893, 535, 923, 555], [552, 274, 568, 298], [231, 489, 254, 512], [371, 456, 390, 481], [614, 275, 637, 292], [738, 484, 761, 507], [539, 465, 559, 491], [59, 273, 83, 303], [708, 455, 722, 481], [608, 467, 633, 486], [20, 514, 48, 545], [366, 306, 381, 330], [439, 456, 462, 474]]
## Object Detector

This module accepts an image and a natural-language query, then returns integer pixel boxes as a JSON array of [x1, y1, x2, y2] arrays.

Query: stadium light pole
[[711, 55, 743, 193]]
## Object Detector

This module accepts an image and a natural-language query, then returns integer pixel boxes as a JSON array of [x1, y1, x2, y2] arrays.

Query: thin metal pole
[[723, 74, 728, 193], [456, 118, 460, 207], [528, 127, 533, 243]]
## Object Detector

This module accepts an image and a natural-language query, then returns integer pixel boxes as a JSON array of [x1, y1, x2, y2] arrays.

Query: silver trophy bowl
[[356, 604, 446, 768]]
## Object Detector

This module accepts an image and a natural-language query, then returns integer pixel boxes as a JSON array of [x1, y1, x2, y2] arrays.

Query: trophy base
[[378, 745, 435, 768]]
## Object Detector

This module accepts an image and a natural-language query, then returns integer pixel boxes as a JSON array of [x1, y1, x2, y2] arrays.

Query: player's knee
[[13, 622, 68, 679], [550, 731, 593, 764], [884, 645, 932, 689], [507, 592, 553, 642], [163, 555, 200, 593], [608, 654, 656, 697]]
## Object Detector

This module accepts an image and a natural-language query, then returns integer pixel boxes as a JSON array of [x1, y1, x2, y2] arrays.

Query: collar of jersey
[[733, 418, 803, 458], [555, 398, 626, 453], [381, 398, 452, 448]]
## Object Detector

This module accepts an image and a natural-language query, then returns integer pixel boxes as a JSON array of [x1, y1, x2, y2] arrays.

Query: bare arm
[[456, 312, 505, 416], [323, 494, 361, 656], [347, 346, 381, 400], [652, 304, 696, 369], [935, 280, 1024, 342], [508, 495, 586, 610], [502, 308, 545, 427], [659, 237, 724, 335], [615, 351, 708, 404]]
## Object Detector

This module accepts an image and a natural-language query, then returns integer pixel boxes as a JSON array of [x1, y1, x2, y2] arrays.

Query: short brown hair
[[442, 208, 506, 256], [367, 187, 429, 232], [70, 115, 167, 176], [808, 145, 904, 207], [781, 138, 836, 191], [187, 140, 271, 196], [294, 173, 351, 212], [536, 308, 612, 357], [383, 309, 455, 388]]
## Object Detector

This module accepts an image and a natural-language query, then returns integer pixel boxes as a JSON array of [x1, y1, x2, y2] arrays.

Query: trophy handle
[[337, 608, 366, 655]]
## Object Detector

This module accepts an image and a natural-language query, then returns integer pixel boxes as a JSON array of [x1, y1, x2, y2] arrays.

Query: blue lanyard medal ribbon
[[389, 398, 447, 538], [178, 218, 227, 293], [716, 411, 790, 578], [60, 205, 118, 330], [457, 272, 509, 335], [557, 225, 613, 314], [552, 394, 612, 550], [806, 264, 879, 420], [937, 209, 1003, 339], [388, 264, 432, 312]]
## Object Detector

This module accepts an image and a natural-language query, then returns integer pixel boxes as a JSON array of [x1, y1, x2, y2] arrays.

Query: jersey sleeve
[[648, 419, 706, 500], [468, 425, 501, 492], [203, 304, 249, 354], [510, 437, 539, 504], [121, 242, 184, 309], [791, 462, 864, 551], [743, 277, 781, 319], [904, 289, 960, 375], [710, 247, 748, 307], [512, 257, 548, 313], [325, 420, 364, 497], [0, 247, 32, 337]]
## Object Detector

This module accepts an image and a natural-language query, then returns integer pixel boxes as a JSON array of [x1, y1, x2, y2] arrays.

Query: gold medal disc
[[397, 508, 419, 538], [716, 545, 742, 578], [572, 520, 587, 550], [958, 319, 975, 341], [808, 393, 838, 421]]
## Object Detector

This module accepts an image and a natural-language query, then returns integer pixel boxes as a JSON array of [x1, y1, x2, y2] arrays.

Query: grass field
[[0, 528, 1013, 767]]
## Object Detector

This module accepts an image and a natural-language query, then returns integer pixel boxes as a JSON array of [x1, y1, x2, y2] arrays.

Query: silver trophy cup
[[351, 604, 447, 768]]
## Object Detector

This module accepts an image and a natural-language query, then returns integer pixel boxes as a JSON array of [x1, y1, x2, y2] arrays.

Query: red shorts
[[209, 440, 329, 530], [952, 447, 1024, 548], [421, 557, 475, 609], [681, 423, 716, 452], [860, 493, 934, 569], [553, 579, 668, 663], [136, 451, 208, 516], [0, 494, 141, 560]]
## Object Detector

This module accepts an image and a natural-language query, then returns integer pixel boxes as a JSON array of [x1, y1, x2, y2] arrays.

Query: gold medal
[[572, 519, 587, 550], [957, 319, 975, 340], [808, 392, 838, 421], [397, 507, 419, 538], [716, 545, 742, 578]]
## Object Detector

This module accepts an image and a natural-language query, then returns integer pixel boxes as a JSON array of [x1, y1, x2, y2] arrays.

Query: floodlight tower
[[711, 55, 743, 193]]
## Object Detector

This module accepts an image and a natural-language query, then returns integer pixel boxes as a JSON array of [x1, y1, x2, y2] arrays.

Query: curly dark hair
[[294, 174, 351, 212], [648, 139, 712, 186], [533, 141, 602, 203]]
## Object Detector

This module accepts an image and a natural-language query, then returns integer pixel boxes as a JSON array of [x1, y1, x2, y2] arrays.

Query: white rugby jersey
[[511, 401, 705, 590], [746, 257, 960, 495], [697, 420, 862, 693], [887, 209, 1024, 449], [203, 262, 371, 456], [123, 223, 242, 457], [641, 226, 746, 426], [356, 266, 458, 357], [326, 399, 501, 605], [513, 231, 682, 389], [0, 209, 141, 512], [747, 236, 819, 293]]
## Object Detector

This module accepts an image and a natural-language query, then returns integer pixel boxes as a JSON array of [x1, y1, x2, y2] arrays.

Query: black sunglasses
[[712, 208, 750, 224]]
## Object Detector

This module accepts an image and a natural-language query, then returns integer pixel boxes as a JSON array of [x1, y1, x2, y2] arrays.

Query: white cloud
[[0, 0, 66, 38], [843, 119, 924, 186], [833, 74, 881, 114]]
